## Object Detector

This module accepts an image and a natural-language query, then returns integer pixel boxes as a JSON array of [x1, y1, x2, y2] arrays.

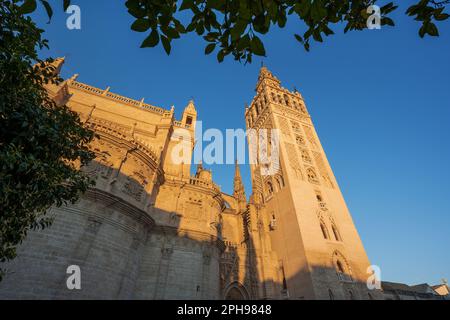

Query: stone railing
[[69, 81, 166, 115], [188, 177, 221, 193], [173, 121, 191, 129]]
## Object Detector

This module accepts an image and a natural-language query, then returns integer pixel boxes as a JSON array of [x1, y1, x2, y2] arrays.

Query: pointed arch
[[320, 221, 330, 240], [332, 250, 353, 282], [224, 282, 250, 300], [331, 223, 342, 242]]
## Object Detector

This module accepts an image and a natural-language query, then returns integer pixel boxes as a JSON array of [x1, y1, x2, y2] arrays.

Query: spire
[[51, 57, 65, 75], [233, 159, 246, 205], [256, 65, 280, 91], [184, 99, 197, 113]]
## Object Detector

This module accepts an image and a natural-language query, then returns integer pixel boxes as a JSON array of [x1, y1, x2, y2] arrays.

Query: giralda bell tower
[[245, 67, 382, 300]]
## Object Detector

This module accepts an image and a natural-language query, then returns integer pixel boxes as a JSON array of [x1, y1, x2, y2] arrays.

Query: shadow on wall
[[0, 161, 382, 300], [0, 162, 218, 299]]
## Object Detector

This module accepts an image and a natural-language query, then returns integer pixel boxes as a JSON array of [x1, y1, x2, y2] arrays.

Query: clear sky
[[32, 1, 449, 286]]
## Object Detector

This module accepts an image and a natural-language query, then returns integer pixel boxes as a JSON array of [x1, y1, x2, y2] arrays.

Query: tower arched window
[[333, 250, 353, 282], [336, 260, 345, 274], [301, 150, 311, 163], [295, 135, 305, 145], [276, 176, 284, 189], [266, 181, 274, 195], [306, 168, 319, 184], [332, 224, 341, 242], [320, 222, 329, 240]]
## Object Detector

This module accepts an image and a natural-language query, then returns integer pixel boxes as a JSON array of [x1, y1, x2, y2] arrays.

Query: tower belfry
[[245, 66, 382, 300]]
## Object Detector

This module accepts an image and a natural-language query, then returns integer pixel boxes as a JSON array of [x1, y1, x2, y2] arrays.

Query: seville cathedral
[[0, 59, 399, 300]]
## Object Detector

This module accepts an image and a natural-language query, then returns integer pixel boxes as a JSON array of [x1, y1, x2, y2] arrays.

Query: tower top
[[256, 66, 281, 91], [184, 99, 197, 115]]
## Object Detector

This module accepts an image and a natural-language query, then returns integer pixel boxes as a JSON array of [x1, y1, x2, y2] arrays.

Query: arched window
[[301, 150, 311, 163], [329, 289, 334, 300], [264, 94, 268, 105], [266, 181, 274, 195], [332, 224, 341, 241], [295, 135, 305, 145], [320, 223, 329, 240], [336, 260, 345, 274], [306, 168, 319, 183], [284, 94, 290, 106], [276, 176, 284, 189], [333, 250, 353, 282], [255, 103, 260, 115]]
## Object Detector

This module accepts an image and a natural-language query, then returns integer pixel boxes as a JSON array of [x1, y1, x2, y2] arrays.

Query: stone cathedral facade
[[0, 60, 382, 300]]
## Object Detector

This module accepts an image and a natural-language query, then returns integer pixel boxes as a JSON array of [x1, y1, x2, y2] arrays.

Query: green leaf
[[434, 13, 449, 21], [180, 0, 194, 11], [426, 22, 439, 36], [63, 0, 71, 11], [140, 30, 159, 48], [205, 43, 216, 55], [39, 0, 53, 21], [251, 35, 266, 56], [217, 50, 225, 63], [131, 19, 150, 32], [161, 35, 171, 55], [19, 0, 37, 14], [382, 17, 395, 27]]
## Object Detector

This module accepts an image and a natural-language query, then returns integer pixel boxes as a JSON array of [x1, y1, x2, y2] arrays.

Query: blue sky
[[33, 1, 449, 286]]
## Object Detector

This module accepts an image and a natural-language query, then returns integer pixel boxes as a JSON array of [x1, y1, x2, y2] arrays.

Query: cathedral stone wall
[[0, 62, 384, 300], [0, 191, 153, 299]]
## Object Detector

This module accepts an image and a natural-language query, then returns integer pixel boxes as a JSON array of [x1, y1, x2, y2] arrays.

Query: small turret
[[181, 99, 197, 129]]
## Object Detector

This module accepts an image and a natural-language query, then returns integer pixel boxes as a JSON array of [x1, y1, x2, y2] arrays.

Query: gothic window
[[315, 192, 323, 202], [333, 251, 353, 282], [264, 94, 268, 105], [291, 121, 301, 132], [276, 176, 284, 189], [271, 93, 276, 102], [332, 224, 342, 242], [186, 116, 193, 125], [277, 94, 282, 104], [295, 135, 305, 145], [266, 181, 274, 195], [284, 94, 290, 106], [320, 222, 329, 240], [301, 150, 312, 163], [255, 102, 260, 115], [306, 168, 319, 184], [336, 260, 345, 274]]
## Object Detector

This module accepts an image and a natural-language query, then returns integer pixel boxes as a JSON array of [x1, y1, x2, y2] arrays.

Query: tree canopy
[[0, 0, 95, 280], [18, 0, 450, 63]]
